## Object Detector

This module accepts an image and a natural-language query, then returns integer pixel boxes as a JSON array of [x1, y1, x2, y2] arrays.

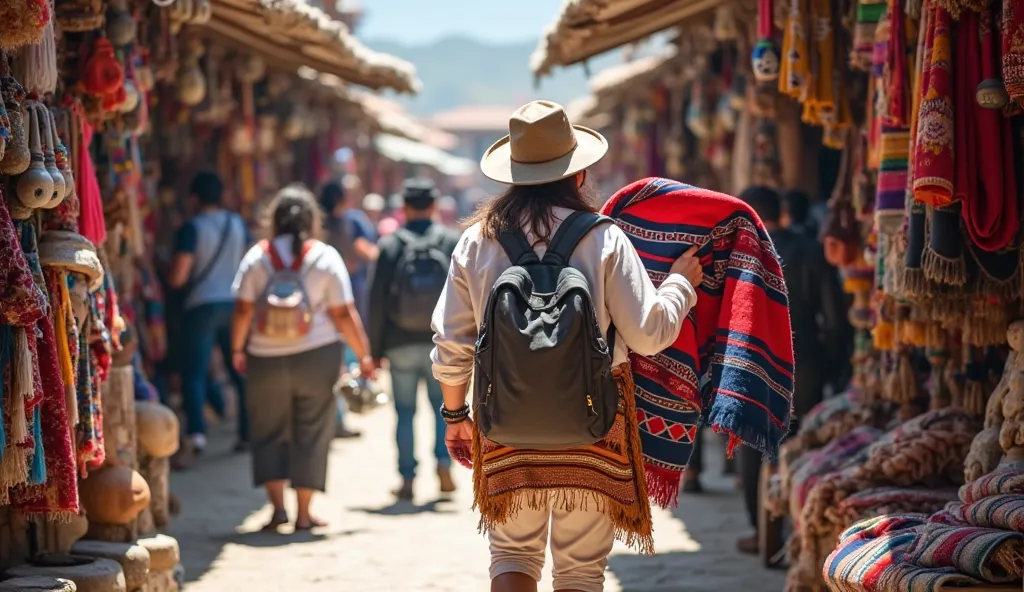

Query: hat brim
[[480, 125, 608, 186]]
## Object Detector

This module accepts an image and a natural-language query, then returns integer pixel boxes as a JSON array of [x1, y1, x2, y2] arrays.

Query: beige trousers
[[488, 493, 616, 592]]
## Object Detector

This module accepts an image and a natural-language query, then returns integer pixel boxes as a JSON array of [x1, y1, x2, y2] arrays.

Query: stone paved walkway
[[167, 387, 785, 591]]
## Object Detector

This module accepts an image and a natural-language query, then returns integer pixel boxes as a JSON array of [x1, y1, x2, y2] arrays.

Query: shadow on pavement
[[165, 430, 276, 583], [607, 433, 784, 592], [351, 498, 457, 516]]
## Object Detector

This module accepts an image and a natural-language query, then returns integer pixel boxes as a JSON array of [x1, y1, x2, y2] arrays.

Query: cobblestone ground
[[167, 386, 786, 591]]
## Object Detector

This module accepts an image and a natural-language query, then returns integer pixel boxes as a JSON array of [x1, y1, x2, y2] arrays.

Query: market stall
[[532, 0, 1024, 589], [0, 0, 418, 589]]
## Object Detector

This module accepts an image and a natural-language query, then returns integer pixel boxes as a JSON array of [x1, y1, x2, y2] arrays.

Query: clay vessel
[[37, 105, 65, 207]]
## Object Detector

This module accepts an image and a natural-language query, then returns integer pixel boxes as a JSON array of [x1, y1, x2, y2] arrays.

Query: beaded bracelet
[[440, 403, 470, 424]]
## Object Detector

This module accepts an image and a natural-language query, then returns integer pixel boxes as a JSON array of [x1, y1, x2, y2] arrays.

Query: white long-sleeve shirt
[[430, 206, 698, 386]]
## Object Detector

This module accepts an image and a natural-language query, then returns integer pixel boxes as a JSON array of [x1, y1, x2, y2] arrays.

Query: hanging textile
[[954, 8, 1019, 252], [75, 117, 106, 246], [779, 0, 811, 100], [913, 3, 955, 207]]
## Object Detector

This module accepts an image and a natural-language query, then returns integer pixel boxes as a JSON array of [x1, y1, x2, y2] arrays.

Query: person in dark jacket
[[736, 186, 851, 554], [368, 178, 460, 501]]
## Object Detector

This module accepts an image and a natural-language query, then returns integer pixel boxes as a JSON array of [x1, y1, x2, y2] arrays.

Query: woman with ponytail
[[231, 183, 375, 531]]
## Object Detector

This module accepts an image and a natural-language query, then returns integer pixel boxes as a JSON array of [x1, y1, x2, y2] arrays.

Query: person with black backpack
[[431, 101, 702, 592], [367, 178, 460, 501]]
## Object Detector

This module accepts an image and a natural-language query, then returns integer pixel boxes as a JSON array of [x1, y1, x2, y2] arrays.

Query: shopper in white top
[[431, 101, 702, 592], [230, 184, 375, 532]]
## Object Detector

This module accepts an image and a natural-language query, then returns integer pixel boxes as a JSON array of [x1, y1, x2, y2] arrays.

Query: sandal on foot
[[294, 517, 327, 530], [261, 509, 289, 532]]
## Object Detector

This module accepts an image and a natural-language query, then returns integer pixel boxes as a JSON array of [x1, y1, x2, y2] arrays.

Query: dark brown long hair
[[466, 175, 598, 243], [263, 183, 324, 259]]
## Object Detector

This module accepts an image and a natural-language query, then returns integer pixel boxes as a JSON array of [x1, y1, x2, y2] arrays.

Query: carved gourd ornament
[[16, 102, 54, 209], [37, 105, 64, 207], [0, 77, 30, 175]]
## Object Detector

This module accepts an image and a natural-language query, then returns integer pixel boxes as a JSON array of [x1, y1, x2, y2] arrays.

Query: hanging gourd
[[37, 105, 64, 207], [0, 0, 51, 51], [751, 0, 780, 82], [167, 0, 193, 33], [106, 0, 137, 47], [11, 0, 58, 96], [16, 101, 55, 209], [236, 55, 266, 85], [82, 38, 125, 96], [976, 78, 1010, 110], [133, 50, 154, 92], [119, 78, 139, 113], [0, 76, 30, 175], [56, 0, 104, 32], [713, 4, 738, 41], [176, 39, 206, 107], [191, 0, 212, 25], [51, 107, 73, 199]]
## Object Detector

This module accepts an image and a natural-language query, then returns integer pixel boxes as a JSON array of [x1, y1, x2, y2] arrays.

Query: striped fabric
[[601, 178, 794, 507]]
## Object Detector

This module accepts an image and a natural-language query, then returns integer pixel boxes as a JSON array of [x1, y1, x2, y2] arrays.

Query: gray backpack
[[389, 227, 449, 332], [474, 211, 618, 450]]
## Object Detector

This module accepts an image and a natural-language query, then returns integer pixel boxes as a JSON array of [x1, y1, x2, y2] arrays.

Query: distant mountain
[[362, 35, 621, 116]]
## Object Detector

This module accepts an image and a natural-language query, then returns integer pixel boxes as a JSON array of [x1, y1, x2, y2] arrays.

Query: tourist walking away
[[231, 184, 376, 531], [367, 178, 460, 501], [735, 186, 851, 555], [432, 101, 701, 592], [320, 180, 378, 438], [167, 171, 250, 454]]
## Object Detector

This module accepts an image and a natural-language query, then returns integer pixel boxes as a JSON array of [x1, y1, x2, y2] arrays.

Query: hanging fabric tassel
[[26, 405, 45, 485], [0, 324, 11, 456], [10, 0, 57, 95], [49, 269, 77, 427], [10, 327, 31, 447]]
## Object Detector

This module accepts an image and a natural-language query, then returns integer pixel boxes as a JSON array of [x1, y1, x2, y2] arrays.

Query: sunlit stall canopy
[[373, 134, 476, 178], [532, 0, 728, 79], [198, 0, 420, 93]]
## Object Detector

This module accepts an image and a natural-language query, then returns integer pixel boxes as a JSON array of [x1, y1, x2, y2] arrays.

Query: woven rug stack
[[783, 408, 981, 592], [823, 465, 1024, 592]]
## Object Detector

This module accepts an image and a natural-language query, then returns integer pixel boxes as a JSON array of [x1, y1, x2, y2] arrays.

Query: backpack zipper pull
[[586, 394, 596, 416]]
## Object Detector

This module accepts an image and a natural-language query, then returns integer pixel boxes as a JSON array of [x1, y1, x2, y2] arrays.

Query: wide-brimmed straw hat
[[38, 230, 105, 292], [480, 101, 608, 186]]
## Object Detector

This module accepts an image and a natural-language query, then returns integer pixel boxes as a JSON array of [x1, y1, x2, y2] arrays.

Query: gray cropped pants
[[246, 342, 342, 491]]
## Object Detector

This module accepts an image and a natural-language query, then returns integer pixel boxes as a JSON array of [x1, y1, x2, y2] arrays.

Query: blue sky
[[354, 0, 560, 43]]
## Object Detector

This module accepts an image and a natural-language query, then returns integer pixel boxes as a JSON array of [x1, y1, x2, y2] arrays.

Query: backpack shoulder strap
[[498, 228, 540, 266], [262, 239, 286, 271], [543, 211, 611, 266]]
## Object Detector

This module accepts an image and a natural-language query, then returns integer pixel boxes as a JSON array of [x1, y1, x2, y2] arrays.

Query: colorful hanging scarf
[[601, 178, 794, 507], [75, 118, 106, 247], [852, 0, 888, 71], [875, 124, 911, 238], [779, 0, 811, 100], [913, 3, 956, 206]]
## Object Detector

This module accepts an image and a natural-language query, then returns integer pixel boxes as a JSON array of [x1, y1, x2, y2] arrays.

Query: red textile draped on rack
[[602, 178, 794, 507], [76, 118, 107, 247], [955, 8, 1019, 252], [1003, 0, 1024, 107], [913, 3, 956, 207]]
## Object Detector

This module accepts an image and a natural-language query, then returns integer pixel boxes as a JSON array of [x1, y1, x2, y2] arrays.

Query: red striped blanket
[[602, 178, 795, 507]]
